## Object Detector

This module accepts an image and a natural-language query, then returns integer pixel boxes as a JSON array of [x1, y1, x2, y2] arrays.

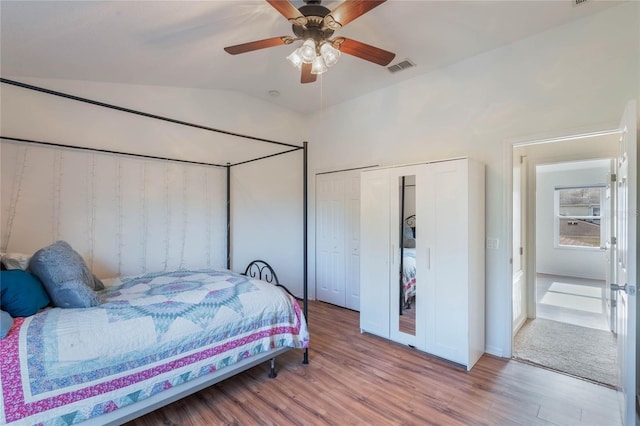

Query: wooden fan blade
[[224, 36, 293, 55], [266, 0, 308, 26], [333, 37, 395, 66], [324, 0, 386, 30], [301, 63, 317, 84]]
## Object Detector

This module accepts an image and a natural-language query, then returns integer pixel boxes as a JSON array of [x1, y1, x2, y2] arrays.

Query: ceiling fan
[[224, 0, 396, 84]]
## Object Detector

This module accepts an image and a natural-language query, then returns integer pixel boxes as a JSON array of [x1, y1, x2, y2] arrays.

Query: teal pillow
[[0, 270, 50, 317], [0, 310, 13, 338]]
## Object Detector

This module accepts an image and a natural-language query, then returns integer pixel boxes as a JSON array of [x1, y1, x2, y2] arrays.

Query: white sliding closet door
[[345, 172, 361, 310], [316, 173, 346, 307], [315, 169, 361, 310]]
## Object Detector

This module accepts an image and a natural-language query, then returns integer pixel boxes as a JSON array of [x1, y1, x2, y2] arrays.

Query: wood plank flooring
[[126, 301, 621, 426]]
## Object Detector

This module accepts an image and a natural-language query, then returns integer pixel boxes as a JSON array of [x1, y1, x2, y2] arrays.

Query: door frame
[[502, 127, 624, 358]]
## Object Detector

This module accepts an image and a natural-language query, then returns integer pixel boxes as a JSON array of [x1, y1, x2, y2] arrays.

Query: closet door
[[388, 165, 424, 348], [360, 168, 390, 337], [316, 173, 347, 307], [345, 172, 361, 311], [423, 159, 475, 367], [315, 169, 361, 310], [424, 161, 468, 364]]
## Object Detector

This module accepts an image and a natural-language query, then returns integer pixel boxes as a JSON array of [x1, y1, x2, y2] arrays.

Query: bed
[[0, 262, 308, 426], [0, 79, 310, 425]]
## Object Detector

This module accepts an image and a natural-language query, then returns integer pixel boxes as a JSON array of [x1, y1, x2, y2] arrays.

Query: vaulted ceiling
[[0, 0, 620, 114]]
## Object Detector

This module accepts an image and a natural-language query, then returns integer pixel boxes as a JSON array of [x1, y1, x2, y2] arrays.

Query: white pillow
[[1, 252, 31, 270]]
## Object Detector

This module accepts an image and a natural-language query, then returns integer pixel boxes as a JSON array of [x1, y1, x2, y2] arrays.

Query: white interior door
[[512, 155, 527, 334], [613, 100, 637, 426], [316, 173, 346, 306], [605, 160, 617, 333]]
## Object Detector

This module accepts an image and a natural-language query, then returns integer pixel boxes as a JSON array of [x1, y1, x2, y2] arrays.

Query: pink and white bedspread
[[0, 269, 309, 425]]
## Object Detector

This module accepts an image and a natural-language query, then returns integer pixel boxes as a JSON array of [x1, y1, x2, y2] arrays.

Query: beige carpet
[[514, 318, 617, 387]]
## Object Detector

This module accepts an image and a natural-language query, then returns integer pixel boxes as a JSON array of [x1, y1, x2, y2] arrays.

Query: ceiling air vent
[[388, 59, 416, 74], [573, 0, 588, 6]]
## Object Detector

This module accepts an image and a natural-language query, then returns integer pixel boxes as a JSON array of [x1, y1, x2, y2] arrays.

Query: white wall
[[535, 162, 610, 279], [306, 2, 639, 356], [0, 78, 308, 295]]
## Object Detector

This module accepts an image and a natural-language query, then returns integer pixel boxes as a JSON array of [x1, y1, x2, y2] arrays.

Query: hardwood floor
[[127, 301, 620, 426]]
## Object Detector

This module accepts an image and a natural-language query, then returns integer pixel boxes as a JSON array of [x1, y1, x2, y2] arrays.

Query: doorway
[[511, 136, 618, 387]]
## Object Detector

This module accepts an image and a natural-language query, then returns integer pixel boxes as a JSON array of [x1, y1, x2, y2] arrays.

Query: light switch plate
[[486, 238, 500, 250]]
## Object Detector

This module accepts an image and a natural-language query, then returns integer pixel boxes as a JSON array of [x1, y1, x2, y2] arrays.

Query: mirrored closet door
[[389, 170, 423, 347]]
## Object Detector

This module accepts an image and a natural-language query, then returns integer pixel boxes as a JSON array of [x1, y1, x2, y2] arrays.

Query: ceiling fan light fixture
[[299, 39, 317, 64], [320, 42, 340, 67], [223, 0, 395, 84], [311, 55, 328, 75], [286, 48, 303, 70]]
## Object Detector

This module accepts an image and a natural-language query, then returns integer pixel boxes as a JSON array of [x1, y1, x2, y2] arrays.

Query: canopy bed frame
[[0, 78, 309, 425]]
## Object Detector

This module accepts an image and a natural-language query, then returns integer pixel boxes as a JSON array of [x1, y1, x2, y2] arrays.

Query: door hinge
[[611, 299, 617, 308], [519, 247, 524, 256], [611, 236, 617, 245], [611, 173, 617, 182], [611, 283, 636, 295]]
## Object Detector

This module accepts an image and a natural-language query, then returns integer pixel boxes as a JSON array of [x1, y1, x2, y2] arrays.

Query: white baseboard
[[485, 345, 507, 358]]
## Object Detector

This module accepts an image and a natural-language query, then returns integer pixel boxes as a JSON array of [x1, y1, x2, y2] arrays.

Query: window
[[555, 186, 604, 248]]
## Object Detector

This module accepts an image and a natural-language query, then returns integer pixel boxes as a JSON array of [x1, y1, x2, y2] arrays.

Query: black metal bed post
[[226, 163, 231, 270], [303, 141, 309, 365]]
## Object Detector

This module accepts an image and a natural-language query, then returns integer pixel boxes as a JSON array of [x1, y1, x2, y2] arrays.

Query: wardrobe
[[360, 158, 485, 370]]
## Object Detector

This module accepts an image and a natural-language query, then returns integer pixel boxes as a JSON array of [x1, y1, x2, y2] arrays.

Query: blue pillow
[[0, 310, 13, 338], [29, 241, 101, 308], [0, 270, 50, 317]]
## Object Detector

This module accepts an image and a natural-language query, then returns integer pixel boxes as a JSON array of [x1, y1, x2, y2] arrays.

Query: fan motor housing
[[293, 5, 334, 41]]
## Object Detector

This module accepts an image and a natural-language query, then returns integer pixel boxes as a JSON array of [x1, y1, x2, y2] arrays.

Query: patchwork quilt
[[0, 269, 309, 425]]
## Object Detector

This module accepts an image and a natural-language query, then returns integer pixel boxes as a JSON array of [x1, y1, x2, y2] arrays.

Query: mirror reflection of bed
[[399, 176, 416, 336]]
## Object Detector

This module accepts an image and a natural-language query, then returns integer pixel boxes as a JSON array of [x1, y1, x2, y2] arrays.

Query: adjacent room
[[513, 151, 618, 388], [1, 1, 638, 425]]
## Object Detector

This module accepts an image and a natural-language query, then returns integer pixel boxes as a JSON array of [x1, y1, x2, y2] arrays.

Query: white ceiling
[[0, 0, 621, 114]]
